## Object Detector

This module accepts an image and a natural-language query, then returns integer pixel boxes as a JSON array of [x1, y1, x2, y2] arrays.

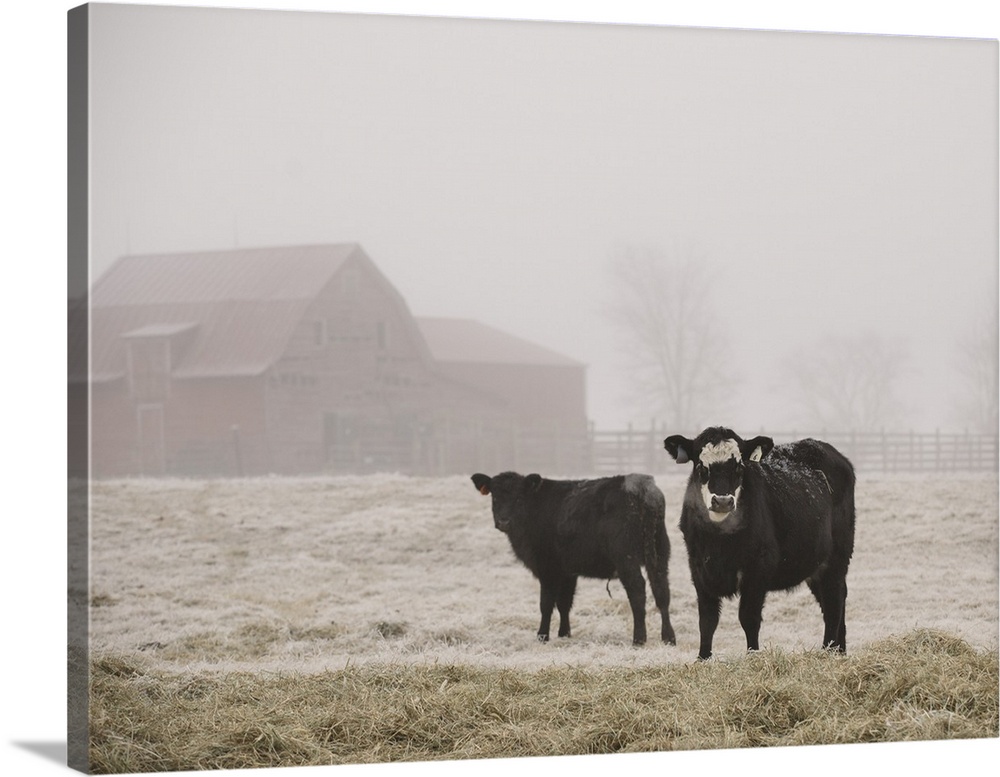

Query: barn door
[[137, 404, 165, 476]]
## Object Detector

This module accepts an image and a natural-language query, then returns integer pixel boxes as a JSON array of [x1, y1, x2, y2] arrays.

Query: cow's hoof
[[632, 639, 646, 647]]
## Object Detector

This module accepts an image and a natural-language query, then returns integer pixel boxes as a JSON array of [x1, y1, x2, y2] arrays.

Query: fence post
[[231, 424, 243, 477]]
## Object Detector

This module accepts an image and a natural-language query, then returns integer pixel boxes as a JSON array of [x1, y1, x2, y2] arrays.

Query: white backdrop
[[3, 3, 998, 777]]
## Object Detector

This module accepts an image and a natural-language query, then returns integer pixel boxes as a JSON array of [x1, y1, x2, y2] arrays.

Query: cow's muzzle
[[494, 519, 510, 533], [710, 494, 735, 514]]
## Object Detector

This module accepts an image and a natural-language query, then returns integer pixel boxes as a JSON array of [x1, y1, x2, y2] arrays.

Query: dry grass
[[89, 630, 997, 772], [82, 471, 999, 771]]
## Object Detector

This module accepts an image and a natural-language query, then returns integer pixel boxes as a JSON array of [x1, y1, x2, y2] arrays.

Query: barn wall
[[262, 254, 438, 474], [435, 363, 591, 474], [91, 381, 136, 478], [433, 362, 587, 428], [261, 259, 522, 475], [166, 377, 268, 476], [89, 376, 269, 477], [89, 367, 589, 477]]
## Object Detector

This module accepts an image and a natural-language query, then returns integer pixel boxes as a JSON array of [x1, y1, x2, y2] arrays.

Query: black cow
[[471, 471, 676, 646], [664, 427, 855, 660]]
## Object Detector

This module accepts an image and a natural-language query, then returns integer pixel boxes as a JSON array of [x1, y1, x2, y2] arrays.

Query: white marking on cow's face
[[697, 439, 745, 517], [699, 439, 741, 467]]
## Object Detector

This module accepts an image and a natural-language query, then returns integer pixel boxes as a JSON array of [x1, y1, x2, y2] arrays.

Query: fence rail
[[588, 426, 999, 475]]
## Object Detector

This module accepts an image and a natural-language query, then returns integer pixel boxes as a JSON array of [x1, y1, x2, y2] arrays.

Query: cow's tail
[[627, 474, 668, 575], [630, 474, 674, 644], [838, 458, 857, 562], [820, 443, 857, 565]]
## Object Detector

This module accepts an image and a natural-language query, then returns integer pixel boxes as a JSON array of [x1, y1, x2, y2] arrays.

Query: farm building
[[78, 243, 589, 477]]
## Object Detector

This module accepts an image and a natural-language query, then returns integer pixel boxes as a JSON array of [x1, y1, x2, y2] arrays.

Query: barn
[[81, 243, 589, 477]]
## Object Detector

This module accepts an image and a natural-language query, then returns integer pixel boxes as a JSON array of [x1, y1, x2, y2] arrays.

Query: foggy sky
[[85, 4, 998, 432]]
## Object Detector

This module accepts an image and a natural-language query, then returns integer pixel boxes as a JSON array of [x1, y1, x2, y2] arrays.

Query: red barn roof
[[417, 317, 583, 367], [89, 244, 364, 380], [84, 244, 582, 383], [91, 243, 357, 305]]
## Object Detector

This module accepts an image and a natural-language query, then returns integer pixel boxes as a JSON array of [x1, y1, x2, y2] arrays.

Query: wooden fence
[[588, 425, 999, 476]]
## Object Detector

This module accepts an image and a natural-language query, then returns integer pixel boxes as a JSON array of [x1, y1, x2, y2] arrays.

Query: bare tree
[[783, 333, 908, 432], [953, 295, 999, 433], [604, 244, 733, 430]]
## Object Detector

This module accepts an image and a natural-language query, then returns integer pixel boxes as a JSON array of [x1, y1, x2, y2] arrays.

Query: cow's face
[[664, 428, 774, 521], [471, 471, 542, 533]]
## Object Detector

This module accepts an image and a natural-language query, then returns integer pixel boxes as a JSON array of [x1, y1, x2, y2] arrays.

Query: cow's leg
[[806, 578, 831, 647], [738, 587, 767, 653], [617, 565, 648, 646], [696, 593, 721, 660], [537, 580, 557, 642], [809, 575, 847, 652], [824, 577, 848, 652], [646, 552, 675, 645], [556, 576, 577, 638], [837, 582, 848, 652]]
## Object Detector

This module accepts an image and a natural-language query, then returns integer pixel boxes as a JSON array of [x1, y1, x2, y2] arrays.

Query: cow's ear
[[664, 435, 694, 464], [525, 473, 543, 491], [741, 436, 774, 463], [471, 473, 492, 496]]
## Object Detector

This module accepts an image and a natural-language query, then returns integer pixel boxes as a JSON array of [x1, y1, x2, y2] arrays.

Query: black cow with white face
[[664, 427, 856, 660], [472, 471, 676, 646]]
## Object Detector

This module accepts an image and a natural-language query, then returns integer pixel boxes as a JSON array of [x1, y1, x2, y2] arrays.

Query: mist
[[84, 5, 998, 436]]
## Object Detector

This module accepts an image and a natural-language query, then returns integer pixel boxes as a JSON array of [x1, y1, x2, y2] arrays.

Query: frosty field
[[86, 471, 999, 672]]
